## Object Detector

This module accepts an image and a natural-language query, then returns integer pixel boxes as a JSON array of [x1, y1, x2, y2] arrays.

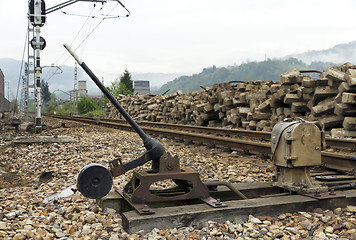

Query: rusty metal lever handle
[[64, 43, 165, 172]]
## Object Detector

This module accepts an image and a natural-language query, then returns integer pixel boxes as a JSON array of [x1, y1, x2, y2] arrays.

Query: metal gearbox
[[271, 118, 328, 193]]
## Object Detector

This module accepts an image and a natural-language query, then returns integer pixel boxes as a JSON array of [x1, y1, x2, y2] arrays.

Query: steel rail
[[44, 114, 356, 171], [45, 114, 356, 149]]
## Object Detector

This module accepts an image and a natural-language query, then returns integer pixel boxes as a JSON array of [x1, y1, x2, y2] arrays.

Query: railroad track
[[45, 114, 356, 172]]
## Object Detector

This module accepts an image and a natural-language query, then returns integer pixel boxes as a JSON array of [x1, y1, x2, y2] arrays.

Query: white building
[[134, 80, 150, 95]]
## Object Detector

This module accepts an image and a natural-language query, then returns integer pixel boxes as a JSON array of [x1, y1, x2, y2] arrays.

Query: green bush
[[85, 109, 104, 117], [78, 97, 100, 114]]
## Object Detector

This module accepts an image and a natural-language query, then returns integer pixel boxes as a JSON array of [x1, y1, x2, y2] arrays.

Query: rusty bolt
[[215, 198, 222, 206], [329, 189, 336, 195], [141, 205, 150, 213]]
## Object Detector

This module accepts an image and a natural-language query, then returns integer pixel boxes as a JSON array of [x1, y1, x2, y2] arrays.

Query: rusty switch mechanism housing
[[271, 118, 328, 193], [65, 44, 226, 215]]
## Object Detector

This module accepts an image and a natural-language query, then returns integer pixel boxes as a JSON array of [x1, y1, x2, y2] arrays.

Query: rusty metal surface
[[204, 181, 248, 200], [109, 158, 126, 177], [117, 189, 156, 215], [122, 167, 210, 204], [321, 152, 356, 172], [299, 191, 345, 200], [111, 151, 225, 215], [201, 197, 227, 208]]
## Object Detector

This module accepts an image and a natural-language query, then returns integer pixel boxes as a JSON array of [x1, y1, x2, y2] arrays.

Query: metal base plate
[[117, 189, 155, 215], [299, 191, 345, 200], [201, 197, 227, 208]]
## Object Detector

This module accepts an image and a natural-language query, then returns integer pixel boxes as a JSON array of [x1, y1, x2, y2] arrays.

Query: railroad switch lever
[[64, 43, 166, 197], [109, 138, 165, 177], [65, 44, 224, 213]]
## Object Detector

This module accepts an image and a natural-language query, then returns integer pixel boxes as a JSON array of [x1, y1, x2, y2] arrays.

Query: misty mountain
[[158, 41, 356, 94], [0, 58, 184, 100], [283, 41, 356, 64], [0, 58, 90, 101], [157, 59, 336, 94], [2, 40, 356, 99], [131, 73, 186, 88]]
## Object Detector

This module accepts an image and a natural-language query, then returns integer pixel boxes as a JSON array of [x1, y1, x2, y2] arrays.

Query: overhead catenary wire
[[39, 0, 130, 89], [78, 5, 97, 57], [43, 66, 63, 82], [53, 4, 98, 68], [15, 23, 29, 114], [59, 2, 104, 18], [58, 1, 130, 67]]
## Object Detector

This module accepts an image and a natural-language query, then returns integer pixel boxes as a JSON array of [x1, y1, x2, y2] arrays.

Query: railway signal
[[25, 0, 129, 131], [29, 0, 46, 27], [30, 36, 46, 51], [28, 0, 47, 128]]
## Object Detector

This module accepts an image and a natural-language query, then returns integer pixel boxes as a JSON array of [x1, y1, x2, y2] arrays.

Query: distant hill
[[131, 72, 186, 88], [0, 58, 88, 100], [283, 41, 356, 64], [2, 40, 356, 98], [158, 40, 356, 94], [0, 58, 184, 100], [157, 58, 336, 94]]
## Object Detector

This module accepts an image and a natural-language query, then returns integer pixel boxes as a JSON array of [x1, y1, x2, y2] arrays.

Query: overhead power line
[[55, 0, 130, 67], [58, 1, 130, 67], [15, 24, 29, 112]]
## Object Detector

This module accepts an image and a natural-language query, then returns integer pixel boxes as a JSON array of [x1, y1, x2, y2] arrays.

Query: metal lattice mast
[[20, 76, 25, 112], [73, 61, 78, 114], [25, 20, 35, 119]]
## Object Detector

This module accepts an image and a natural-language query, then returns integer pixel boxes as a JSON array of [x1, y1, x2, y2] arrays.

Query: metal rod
[[204, 181, 248, 200], [63, 43, 149, 142], [161, 88, 170, 96], [300, 70, 322, 74], [46, 0, 108, 14], [46, 0, 78, 14]]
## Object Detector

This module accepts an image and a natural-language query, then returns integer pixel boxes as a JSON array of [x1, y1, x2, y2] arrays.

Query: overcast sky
[[1, 0, 356, 87]]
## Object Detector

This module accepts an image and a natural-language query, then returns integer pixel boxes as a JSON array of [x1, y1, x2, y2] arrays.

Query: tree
[[41, 80, 51, 106], [105, 69, 133, 103], [119, 69, 133, 95], [78, 97, 100, 114], [118, 81, 132, 95], [45, 93, 57, 114], [107, 79, 120, 97]]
